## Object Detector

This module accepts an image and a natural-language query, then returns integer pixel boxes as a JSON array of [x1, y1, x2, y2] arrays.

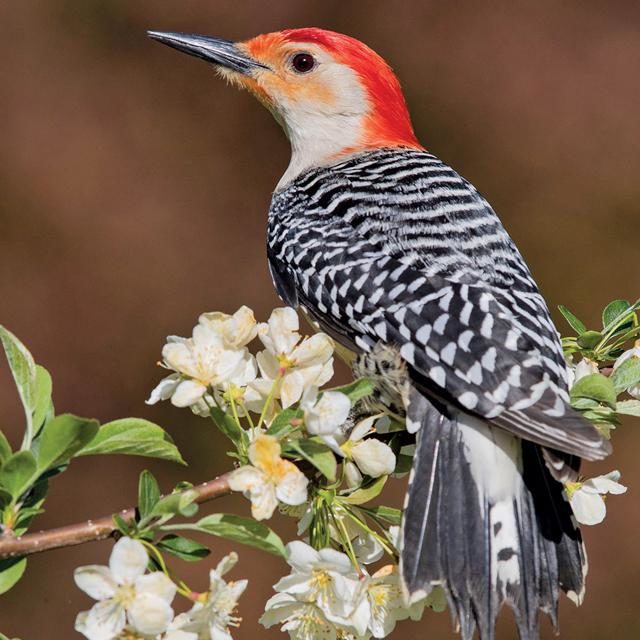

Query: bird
[[148, 28, 611, 640]]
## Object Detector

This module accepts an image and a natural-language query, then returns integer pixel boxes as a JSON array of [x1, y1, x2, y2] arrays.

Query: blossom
[[613, 342, 640, 398], [342, 417, 396, 479], [565, 471, 627, 525], [255, 307, 334, 408], [74, 537, 176, 640], [302, 388, 351, 451], [228, 434, 308, 520], [147, 310, 257, 410], [177, 553, 248, 640], [273, 541, 361, 624], [260, 593, 349, 640], [565, 355, 599, 389]]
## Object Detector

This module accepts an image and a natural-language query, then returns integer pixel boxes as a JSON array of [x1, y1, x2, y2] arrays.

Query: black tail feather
[[400, 390, 586, 640]]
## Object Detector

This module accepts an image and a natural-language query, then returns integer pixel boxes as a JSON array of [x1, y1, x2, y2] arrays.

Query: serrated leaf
[[78, 419, 184, 464], [577, 330, 603, 350], [0, 431, 11, 465], [37, 414, 99, 471], [330, 379, 375, 403], [266, 408, 303, 438], [365, 505, 402, 526], [189, 513, 286, 557], [138, 470, 161, 520], [0, 557, 27, 595], [602, 299, 632, 331], [570, 374, 617, 409], [283, 438, 337, 481], [157, 535, 210, 562], [32, 365, 53, 435], [611, 358, 640, 393], [616, 400, 640, 417], [342, 475, 387, 505], [0, 327, 37, 445], [0, 451, 37, 500], [558, 305, 586, 335]]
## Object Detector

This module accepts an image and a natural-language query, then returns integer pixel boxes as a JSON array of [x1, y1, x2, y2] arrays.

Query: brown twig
[[0, 473, 232, 559]]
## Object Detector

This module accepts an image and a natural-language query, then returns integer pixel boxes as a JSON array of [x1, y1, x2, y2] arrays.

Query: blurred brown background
[[0, 1, 638, 638]]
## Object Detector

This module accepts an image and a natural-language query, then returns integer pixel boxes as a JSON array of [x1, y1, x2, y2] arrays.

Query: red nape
[[282, 28, 424, 151]]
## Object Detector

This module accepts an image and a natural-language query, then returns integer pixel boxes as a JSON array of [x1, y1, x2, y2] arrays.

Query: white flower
[[302, 388, 351, 452], [147, 313, 257, 409], [261, 593, 344, 640], [255, 308, 334, 408], [566, 470, 627, 525], [613, 342, 640, 398], [178, 553, 248, 640], [565, 355, 599, 389], [273, 541, 361, 624], [343, 417, 396, 479], [228, 434, 308, 520], [74, 537, 176, 640], [198, 306, 258, 349]]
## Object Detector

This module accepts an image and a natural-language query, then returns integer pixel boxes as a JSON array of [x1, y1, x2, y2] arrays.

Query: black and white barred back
[[267, 148, 610, 639]]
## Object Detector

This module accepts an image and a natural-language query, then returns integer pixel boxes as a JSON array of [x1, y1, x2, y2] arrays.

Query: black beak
[[147, 31, 269, 74]]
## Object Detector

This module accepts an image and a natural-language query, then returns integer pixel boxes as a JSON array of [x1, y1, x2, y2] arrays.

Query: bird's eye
[[291, 52, 316, 74]]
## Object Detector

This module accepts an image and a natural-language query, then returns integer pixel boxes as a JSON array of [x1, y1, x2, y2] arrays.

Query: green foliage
[[283, 437, 337, 482], [342, 476, 387, 505], [209, 406, 249, 457], [37, 415, 99, 471], [329, 378, 375, 403], [138, 470, 161, 520], [181, 513, 287, 558], [77, 418, 184, 464], [0, 558, 27, 596], [157, 534, 210, 562]]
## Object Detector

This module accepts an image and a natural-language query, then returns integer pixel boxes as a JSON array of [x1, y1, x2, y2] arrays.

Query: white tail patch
[[457, 412, 524, 591]]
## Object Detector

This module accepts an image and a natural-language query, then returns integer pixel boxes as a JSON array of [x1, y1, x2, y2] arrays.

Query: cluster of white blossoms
[[148, 306, 334, 419], [260, 541, 443, 640], [74, 537, 246, 640]]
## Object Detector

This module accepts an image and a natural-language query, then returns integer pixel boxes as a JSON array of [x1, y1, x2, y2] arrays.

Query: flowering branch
[[0, 473, 231, 559]]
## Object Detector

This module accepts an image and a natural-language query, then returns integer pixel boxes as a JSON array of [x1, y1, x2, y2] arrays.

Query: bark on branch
[[0, 473, 232, 559]]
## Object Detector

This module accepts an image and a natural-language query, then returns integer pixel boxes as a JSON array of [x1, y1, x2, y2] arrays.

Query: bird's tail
[[400, 391, 586, 640]]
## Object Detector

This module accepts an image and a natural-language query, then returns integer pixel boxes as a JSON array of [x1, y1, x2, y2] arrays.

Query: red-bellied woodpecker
[[148, 28, 611, 640]]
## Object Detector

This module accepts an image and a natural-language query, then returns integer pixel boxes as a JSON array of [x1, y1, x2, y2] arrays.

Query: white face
[[236, 42, 371, 187]]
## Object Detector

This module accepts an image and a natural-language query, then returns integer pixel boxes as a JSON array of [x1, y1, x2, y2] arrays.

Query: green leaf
[[152, 488, 199, 518], [364, 505, 402, 526], [611, 358, 640, 393], [577, 330, 603, 350], [342, 475, 387, 505], [32, 365, 53, 434], [37, 414, 99, 471], [0, 431, 11, 465], [0, 557, 27, 595], [283, 438, 337, 481], [0, 451, 37, 500], [209, 407, 248, 450], [266, 408, 303, 438], [78, 418, 185, 464], [557, 305, 586, 335], [157, 534, 210, 562], [570, 374, 617, 409], [330, 378, 375, 403], [394, 453, 413, 475], [616, 400, 640, 417], [0, 327, 37, 445], [138, 470, 161, 520], [112, 513, 133, 536], [188, 513, 286, 558], [602, 299, 632, 331]]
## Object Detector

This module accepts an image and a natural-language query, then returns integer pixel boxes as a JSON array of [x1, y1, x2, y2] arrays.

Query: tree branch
[[0, 473, 232, 559]]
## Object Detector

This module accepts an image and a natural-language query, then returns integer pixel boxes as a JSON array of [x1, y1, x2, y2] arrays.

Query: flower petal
[[128, 592, 174, 635], [74, 565, 117, 601], [171, 380, 207, 408], [570, 490, 607, 525], [146, 374, 180, 405], [285, 540, 320, 572], [76, 600, 126, 640], [352, 439, 396, 478], [291, 333, 333, 367], [249, 483, 279, 521], [135, 571, 177, 604], [109, 537, 148, 584], [280, 370, 304, 408], [276, 469, 309, 506]]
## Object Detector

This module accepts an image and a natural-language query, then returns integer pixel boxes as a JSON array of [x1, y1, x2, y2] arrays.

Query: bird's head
[[148, 28, 422, 185]]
